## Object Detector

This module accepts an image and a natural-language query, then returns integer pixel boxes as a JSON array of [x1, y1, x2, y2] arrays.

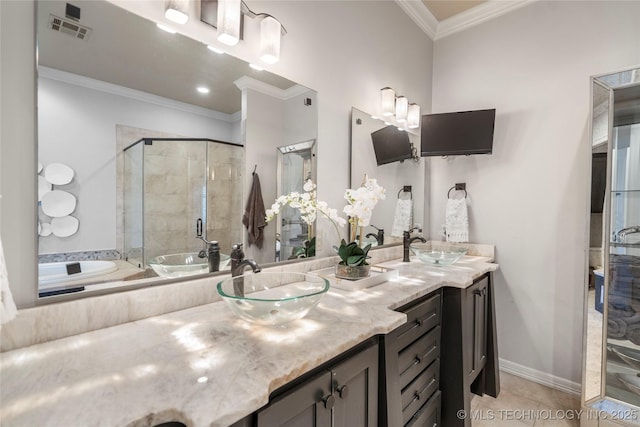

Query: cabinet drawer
[[398, 326, 440, 390], [405, 390, 441, 427], [401, 358, 440, 425], [394, 293, 441, 351]]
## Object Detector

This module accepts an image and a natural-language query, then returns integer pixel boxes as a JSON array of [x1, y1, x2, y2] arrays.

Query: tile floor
[[471, 371, 581, 426]]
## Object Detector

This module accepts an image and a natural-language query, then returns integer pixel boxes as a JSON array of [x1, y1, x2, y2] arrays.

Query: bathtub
[[38, 260, 118, 287]]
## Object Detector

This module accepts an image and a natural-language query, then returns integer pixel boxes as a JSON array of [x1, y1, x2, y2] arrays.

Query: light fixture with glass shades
[[380, 87, 396, 117], [407, 103, 421, 129], [216, 0, 242, 46], [259, 15, 282, 64], [395, 96, 408, 123], [164, 0, 190, 24], [379, 87, 421, 130], [200, 0, 287, 64]]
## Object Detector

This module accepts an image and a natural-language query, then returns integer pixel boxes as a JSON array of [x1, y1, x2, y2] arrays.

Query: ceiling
[[37, 1, 297, 114], [422, 0, 487, 21]]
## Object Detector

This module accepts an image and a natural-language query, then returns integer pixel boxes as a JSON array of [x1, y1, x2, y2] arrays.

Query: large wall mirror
[[36, 0, 317, 300], [583, 67, 640, 409], [350, 108, 425, 246]]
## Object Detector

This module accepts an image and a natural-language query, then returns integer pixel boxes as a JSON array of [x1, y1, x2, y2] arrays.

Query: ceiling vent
[[48, 14, 91, 41]]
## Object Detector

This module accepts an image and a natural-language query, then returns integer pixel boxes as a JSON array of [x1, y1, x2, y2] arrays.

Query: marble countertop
[[0, 256, 498, 427]]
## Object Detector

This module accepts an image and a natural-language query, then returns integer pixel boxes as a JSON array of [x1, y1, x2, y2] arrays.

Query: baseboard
[[499, 358, 581, 395]]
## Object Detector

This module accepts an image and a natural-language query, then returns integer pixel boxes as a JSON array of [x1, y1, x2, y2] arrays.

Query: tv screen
[[371, 125, 413, 166], [420, 109, 496, 157]]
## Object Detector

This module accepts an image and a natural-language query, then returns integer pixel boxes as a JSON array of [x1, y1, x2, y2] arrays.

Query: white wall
[[1, 0, 433, 307], [38, 75, 237, 255], [430, 0, 640, 386]]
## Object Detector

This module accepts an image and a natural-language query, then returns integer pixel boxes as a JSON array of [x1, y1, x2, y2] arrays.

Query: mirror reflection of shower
[[123, 137, 243, 275], [275, 140, 316, 261]]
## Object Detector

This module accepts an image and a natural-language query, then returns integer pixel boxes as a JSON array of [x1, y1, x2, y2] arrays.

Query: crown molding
[[234, 76, 309, 101], [436, 0, 536, 40], [395, 0, 438, 40], [395, 0, 536, 41], [37, 66, 239, 122]]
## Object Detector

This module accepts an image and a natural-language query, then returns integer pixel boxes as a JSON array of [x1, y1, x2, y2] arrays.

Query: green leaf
[[347, 254, 365, 266]]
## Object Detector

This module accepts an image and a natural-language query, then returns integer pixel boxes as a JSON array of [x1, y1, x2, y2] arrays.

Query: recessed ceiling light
[[197, 86, 210, 94], [207, 45, 225, 54], [249, 63, 264, 71], [156, 23, 177, 34]]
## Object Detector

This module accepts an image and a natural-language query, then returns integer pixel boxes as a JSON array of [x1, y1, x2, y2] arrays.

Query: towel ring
[[447, 184, 467, 199], [398, 185, 413, 200]]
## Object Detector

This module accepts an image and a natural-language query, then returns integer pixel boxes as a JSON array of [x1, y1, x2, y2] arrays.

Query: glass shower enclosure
[[123, 138, 243, 271]]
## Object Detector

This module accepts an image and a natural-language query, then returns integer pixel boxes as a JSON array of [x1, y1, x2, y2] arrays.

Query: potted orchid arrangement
[[335, 176, 386, 280], [265, 180, 346, 259]]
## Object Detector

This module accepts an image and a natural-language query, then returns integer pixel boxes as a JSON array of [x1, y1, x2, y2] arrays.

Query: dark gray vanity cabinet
[[441, 273, 500, 427], [256, 339, 379, 427], [380, 290, 442, 427]]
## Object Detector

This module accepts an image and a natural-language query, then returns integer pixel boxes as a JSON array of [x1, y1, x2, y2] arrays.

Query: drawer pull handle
[[337, 385, 349, 399], [415, 355, 422, 364], [322, 394, 335, 410], [414, 391, 421, 401]]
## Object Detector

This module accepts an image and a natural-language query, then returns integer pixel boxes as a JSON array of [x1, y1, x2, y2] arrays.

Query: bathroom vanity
[[0, 251, 498, 427]]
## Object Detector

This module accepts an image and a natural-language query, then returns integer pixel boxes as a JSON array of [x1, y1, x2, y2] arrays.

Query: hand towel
[[445, 197, 469, 243], [242, 173, 267, 249], [1, 233, 17, 325], [391, 198, 413, 238]]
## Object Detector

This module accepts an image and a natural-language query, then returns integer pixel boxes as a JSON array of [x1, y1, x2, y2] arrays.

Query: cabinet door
[[465, 277, 488, 382], [473, 279, 488, 375], [332, 343, 379, 427], [256, 371, 333, 427]]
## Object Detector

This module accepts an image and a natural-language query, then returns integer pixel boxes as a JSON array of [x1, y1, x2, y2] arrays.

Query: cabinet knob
[[337, 385, 349, 399], [322, 394, 335, 409]]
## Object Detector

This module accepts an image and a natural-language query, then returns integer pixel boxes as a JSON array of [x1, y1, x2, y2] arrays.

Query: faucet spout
[[195, 218, 220, 272], [229, 243, 261, 297], [403, 228, 426, 262]]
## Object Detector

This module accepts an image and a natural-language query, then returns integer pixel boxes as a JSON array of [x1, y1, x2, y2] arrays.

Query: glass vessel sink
[[148, 252, 230, 278], [217, 272, 330, 325], [409, 242, 468, 266]]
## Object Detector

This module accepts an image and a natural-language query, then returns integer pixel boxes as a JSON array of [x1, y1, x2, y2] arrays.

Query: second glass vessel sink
[[409, 242, 468, 266], [217, 272, 330, 325]]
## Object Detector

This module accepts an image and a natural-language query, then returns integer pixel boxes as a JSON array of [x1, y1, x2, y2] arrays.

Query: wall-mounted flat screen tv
[[420, 109, 496, 157], [371, 125, 413, 165]]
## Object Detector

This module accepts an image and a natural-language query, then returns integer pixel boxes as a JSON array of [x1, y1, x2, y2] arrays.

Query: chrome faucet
[[196, 219, 220, 272], [365, 225, 385, 246], [230, 243, 261, 297], [403, 227, 426, 262], [613, 226, 640, 243]]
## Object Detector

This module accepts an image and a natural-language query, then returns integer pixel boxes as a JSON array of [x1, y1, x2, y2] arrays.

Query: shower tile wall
[[143, 139, 206, 261], [207, 144, 243, 256]]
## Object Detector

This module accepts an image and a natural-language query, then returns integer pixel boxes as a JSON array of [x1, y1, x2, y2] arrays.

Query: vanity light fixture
[[407, 103, 421, 129], [379, 87, 421, 129], [259, 15, 282, 64], [197, 86, 210, 94], [217, 0, 242, 46], [164, 0, 189, 24], [380, 87, 396, 117], [395, 96, 408, 123], [156, 23, 177, 34], [202, 0, 287, 64]]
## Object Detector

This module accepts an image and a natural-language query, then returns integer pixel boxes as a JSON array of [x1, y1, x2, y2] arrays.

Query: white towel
[[445, 198, 469, 243], [391, 198, 413, 238], [1, 234, 17, 325]]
